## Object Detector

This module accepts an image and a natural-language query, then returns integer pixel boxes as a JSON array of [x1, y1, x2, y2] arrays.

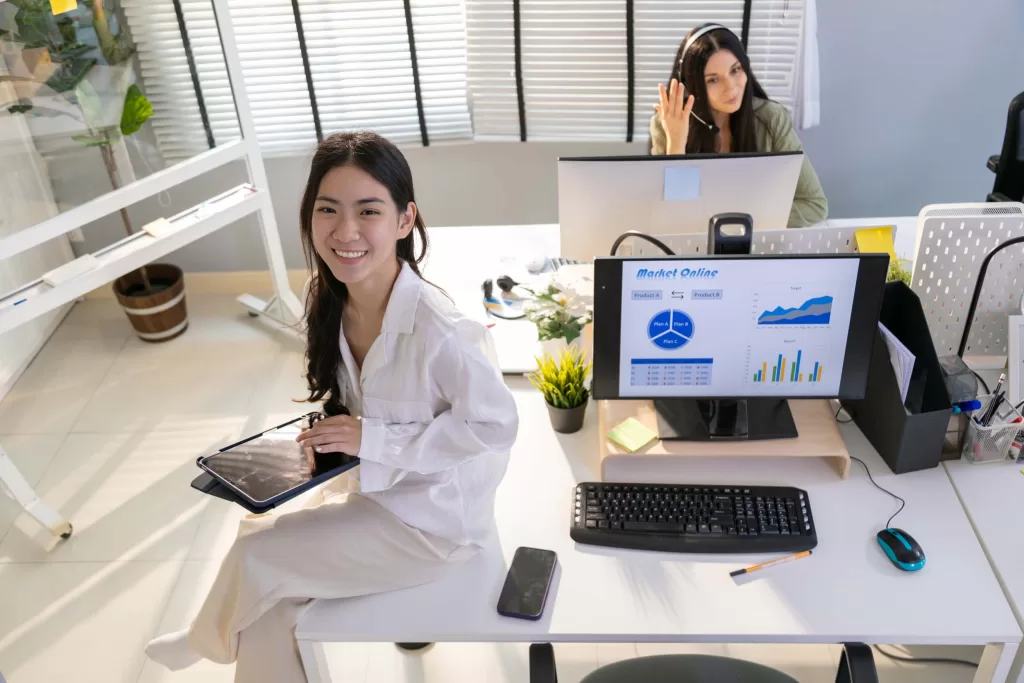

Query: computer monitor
[[592, 254, 889, 441], [558, 152, 804, 261]]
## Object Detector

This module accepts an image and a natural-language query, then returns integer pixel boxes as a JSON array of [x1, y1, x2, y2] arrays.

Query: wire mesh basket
[[962, 401, 1024, 464]]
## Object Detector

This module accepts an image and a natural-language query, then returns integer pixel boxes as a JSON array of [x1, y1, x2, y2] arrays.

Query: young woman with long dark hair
[[651, 23, 828, 227], [146, 132, 519, 682]]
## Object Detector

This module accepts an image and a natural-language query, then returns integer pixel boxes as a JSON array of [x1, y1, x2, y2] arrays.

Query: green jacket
[[649, 98, 828, 228]]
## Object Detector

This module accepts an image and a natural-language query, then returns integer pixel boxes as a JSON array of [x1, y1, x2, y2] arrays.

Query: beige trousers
[[187, 486, 476, 683]]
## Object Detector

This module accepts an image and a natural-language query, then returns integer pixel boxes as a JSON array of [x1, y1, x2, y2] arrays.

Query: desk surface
[[945, 459, 1024, 627], [298, 381, 1020, 646]]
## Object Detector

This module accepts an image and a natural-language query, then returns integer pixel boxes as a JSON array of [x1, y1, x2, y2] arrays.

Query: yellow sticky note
[[49, 0, 77, 15], [855, 226, 897, 261], [607, 417, 658, 453]]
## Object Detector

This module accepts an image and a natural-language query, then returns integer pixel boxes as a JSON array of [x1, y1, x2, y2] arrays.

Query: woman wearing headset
[[651, 23, 828, 227]]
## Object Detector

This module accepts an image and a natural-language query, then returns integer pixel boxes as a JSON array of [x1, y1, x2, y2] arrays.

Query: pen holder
[[961, 403, 1024, 464]]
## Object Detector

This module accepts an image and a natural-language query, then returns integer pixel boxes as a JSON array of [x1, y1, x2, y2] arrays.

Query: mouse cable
[[834, 404, 853, 424], [873, 645, 978, 668], [849, 456, 906, 529]]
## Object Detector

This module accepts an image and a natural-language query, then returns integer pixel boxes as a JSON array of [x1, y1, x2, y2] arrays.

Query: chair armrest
[[530, 643, 558, 683], [835, 643, 878, 683], [988, 155, 1001, 172]]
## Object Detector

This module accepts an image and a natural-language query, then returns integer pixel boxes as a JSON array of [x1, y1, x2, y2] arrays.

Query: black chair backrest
[[991, 91, 1024, 202]]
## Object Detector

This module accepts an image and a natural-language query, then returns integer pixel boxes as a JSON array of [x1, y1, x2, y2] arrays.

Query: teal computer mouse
[[876, 528, 925, 571]]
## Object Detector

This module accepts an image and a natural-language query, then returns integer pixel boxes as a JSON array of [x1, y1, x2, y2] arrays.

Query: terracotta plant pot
[[546, 402, 587, 434], [113, 264, 189, 343]]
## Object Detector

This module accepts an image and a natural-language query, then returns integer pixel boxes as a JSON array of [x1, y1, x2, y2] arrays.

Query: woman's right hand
[[655, 78, 694, 155]]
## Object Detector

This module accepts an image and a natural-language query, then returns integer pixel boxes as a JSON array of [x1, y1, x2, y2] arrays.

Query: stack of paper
[[879, 322, 915, 405]]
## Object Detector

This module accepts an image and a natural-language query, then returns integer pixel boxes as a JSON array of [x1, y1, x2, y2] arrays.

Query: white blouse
[[337, 261, 519, 547]]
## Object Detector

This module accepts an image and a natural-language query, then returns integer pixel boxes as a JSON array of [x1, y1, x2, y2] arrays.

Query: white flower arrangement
[[522, 269, 594, 343]]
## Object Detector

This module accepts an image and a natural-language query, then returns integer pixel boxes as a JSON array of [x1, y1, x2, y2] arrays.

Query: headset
[[674, 23, 733, 135]]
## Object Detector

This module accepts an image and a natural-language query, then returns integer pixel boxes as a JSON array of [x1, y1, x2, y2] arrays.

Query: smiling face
[[311, 164, 415, 286], [703, 48, 748, 115]]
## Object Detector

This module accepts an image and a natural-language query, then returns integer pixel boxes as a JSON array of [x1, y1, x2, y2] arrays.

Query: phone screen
[[496, 547, 557, 620]]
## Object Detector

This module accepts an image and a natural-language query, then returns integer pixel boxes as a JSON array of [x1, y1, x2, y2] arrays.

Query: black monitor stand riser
[[653, 398, 798, 441]]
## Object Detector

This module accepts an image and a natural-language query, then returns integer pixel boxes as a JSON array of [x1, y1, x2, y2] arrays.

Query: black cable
[[849, 455, 905, 529], [403, 0, 429, 147], [610, 231, 674, 256], [290, 0, 323, 143], [512, 0, 527, 142], [625, 0, 635, 142], [740, 0, 753, 50], [834, 404, 853, 424], [171, 0, 214, 149], [972, 370, 991, 395], [873, 645, 978, 668]]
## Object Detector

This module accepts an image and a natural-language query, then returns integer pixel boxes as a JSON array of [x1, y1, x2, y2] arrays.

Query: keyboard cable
[[834, 405, 906, 532]]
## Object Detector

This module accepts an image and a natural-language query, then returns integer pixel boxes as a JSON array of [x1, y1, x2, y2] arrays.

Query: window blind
[[123, 0, 472, 161], [126, 0, 807, 156], [465, 0, 806, 143], [467, 0, 628, 141]]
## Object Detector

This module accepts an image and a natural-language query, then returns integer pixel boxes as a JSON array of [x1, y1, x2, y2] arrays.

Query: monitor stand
[[653, 399, 798, 441]]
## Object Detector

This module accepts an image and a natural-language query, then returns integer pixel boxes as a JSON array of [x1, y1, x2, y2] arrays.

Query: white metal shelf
[[0, 184, 263, 334], [0, 140, 249, 262], [0, 0, 302, 542]]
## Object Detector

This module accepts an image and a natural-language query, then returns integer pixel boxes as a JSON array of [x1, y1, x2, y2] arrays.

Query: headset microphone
[[690, 110, 720, 135]]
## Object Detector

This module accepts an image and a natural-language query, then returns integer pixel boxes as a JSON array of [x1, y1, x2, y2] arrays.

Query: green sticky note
[[607, 417, 658, 452]]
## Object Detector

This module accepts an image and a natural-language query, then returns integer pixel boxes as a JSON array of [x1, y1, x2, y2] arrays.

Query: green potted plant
[[529, 346, 592, 434], [887, 259, 912, 286]]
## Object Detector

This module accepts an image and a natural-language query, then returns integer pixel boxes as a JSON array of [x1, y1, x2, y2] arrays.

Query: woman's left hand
[[296, 414, 362, 455]]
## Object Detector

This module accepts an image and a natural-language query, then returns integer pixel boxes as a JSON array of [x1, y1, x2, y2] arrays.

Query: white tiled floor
[[0, 296, 984, 682]]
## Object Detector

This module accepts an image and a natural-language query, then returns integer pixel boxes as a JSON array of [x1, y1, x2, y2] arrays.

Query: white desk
[[945, 459, 1024, 682], [297, 382, 1021, 683], [423, 224, 559, 374]]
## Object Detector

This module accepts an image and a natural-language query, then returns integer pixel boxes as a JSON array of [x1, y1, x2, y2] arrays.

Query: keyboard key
[[586, 520, 597, 528], [598, 520, 609, 529], [710, 524, 723, 534], [698, 524, 711, 534], [623, 522, 686, 533]]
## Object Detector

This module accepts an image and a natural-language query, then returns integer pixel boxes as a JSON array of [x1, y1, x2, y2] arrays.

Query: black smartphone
[[496, 547, 558, 620]]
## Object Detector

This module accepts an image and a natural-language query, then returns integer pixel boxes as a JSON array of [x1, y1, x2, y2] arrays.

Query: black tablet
[[197, 413, 359, 509]]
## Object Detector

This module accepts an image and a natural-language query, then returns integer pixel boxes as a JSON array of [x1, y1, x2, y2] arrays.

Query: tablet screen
[[200, 419, 357, 505]]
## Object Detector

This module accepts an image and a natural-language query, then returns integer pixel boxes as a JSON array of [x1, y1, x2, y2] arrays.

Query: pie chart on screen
[[648, 310, 694, 349]]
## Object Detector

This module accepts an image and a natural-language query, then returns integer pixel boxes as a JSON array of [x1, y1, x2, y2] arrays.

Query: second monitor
[[592, 254, 888, 441], [558, 152, 804, 261]]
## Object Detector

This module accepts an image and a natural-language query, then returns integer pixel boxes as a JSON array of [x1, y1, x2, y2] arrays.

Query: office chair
[[987, 90, 1024, 202], [529, 642, 879, 683]]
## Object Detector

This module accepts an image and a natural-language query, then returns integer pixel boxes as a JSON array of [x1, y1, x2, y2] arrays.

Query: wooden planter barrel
[[113, 264, 189, 343]]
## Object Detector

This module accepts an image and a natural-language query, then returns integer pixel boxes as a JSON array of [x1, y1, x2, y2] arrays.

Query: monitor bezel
[[591, 253, 889, 401]]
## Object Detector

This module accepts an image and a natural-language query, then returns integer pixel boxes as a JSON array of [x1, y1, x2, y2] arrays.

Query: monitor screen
[[592, 255, 888, 401]]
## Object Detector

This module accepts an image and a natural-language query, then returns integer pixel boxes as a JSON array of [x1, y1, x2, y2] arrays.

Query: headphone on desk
[[674, 23, 733, 135]]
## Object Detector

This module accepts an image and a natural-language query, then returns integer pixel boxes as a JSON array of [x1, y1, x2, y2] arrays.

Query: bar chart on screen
[[747, 347, 827, 384]]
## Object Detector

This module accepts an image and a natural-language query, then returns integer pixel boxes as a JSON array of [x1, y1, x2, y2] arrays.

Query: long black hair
[[300, 131, 428, 416], [668, 24, 770, 154]]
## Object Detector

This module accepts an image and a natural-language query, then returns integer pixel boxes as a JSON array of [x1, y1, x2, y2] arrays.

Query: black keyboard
[[570, 483, 817, 554]]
